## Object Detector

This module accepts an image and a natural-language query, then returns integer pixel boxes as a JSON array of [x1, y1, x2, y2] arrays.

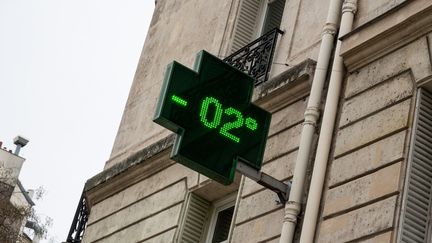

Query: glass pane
[[262, 0, 286, 34], [211, 206, 234, 243]]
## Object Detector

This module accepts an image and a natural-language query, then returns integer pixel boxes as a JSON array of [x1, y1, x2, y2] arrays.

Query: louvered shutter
[[178, 194, 211, 243], [230, 0, 262, 52], [261, 0, 286, 34], [399, 88, 432, 243]]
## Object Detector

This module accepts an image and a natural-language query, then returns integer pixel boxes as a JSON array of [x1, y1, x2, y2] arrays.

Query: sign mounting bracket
[[236, 160, 291, 204]]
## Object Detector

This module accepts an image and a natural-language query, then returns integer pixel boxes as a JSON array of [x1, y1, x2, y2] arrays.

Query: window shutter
[[178, 194, 211, 243], [399, 88, 432, 243], [262, 0, 286, 34], [230, 0, 262, 52]]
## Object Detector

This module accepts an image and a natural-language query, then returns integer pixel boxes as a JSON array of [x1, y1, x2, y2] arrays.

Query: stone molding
[[85, 135, 175, 206], [254, 58, 315, 112], [340, 1, 432, 72]]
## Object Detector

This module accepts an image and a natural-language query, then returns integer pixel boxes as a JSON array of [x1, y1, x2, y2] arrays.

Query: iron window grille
[[224, 28, 283, 86]]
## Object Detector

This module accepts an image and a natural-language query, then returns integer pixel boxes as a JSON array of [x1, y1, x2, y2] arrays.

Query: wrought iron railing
[[224, 28, 283, 86], [66, 192, 89, 243]]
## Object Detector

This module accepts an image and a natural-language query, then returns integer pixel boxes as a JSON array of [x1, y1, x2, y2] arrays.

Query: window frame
[[255, 0, 269, 38], [256, 0, 285, 37], [204, 193, 237, 243]]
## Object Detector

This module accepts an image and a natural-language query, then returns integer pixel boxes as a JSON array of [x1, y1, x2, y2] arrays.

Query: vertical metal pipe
[[279, 1, 343, 242], [14, 145, 22, 155], [299, 1, 357, 242]]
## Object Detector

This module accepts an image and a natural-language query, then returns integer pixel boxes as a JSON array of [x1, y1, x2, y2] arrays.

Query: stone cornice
[[85, 134, 175, 206], [254, 58, 315, 112], [340, 1, 432, 72]]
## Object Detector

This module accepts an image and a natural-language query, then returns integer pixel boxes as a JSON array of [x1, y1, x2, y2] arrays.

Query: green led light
[[171, 95, 188, 106], [198, 96, 258, 143], [200, 97, 223, 129], [220, 107, 242, 143], [245, 117, 258, 131], [154, 51, 272, 184]]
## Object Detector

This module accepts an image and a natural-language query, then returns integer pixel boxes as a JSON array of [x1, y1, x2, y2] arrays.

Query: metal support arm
[[237, 160, 291, 204]]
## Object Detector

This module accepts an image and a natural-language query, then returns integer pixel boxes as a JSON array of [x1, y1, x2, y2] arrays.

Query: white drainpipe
[[299, 1, 357, 242], [279, 1, 343, 242]]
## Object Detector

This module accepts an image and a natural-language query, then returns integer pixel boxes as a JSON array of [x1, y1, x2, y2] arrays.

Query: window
[[205, 194, 236, 243], [259, 0, 286, 35], [177, 193, 237, 243], [398, 88, 432, 242], [231, 0, 286, 52]]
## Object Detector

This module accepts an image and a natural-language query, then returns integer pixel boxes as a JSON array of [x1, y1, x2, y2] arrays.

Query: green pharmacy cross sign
[[154, 50, 271, 185]]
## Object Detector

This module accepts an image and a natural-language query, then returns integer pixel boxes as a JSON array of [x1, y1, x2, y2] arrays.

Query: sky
[[0, 1, 155, 242]]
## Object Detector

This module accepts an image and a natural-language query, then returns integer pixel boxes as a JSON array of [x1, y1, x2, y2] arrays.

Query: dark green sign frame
[[154, 50, 271, 185]]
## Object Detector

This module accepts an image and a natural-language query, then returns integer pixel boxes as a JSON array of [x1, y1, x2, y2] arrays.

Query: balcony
[[66, 193, 88, 243], [224, 28, 284, 86]]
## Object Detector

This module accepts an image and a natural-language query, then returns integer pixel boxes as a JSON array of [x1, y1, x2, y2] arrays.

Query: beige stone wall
[[82, 163, 199, 243], [317, 35, 432, 242], [271, 0, 329, 77], [107, 0, 332, 168], [82, 60, 315, 243], [354, 0, 407, 28], [107, 0, 233, 168], [272, 0, 410, 77], [82, 1, 432, 243], [230, 93, 308, 242]]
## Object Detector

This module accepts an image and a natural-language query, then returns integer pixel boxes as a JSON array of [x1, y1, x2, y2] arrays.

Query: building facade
[[0, 137, 42, 243], [73, 0, 432, 242]]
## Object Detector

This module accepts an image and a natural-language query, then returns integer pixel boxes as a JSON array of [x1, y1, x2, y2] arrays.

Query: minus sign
[[171, 95, 188, 107]]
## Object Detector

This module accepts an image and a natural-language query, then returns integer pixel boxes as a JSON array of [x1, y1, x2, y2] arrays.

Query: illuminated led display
[[171, 95, 188, 107], [154, 50, 271, 185], [245, 117, 258, 131], [199, 97, 223, 129], [195, 96, 258, 143], [220, 107, 243, 143]]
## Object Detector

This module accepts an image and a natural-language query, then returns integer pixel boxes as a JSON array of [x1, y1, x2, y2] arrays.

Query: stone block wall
[[82, 60, 315, 243], [81, 2, 432, 243], [82, 163, 199, 243], [230, 93, 308, 242], [107, 0, 332, 169], [317, 35, 432, 242], [107, 0, 234, 168]]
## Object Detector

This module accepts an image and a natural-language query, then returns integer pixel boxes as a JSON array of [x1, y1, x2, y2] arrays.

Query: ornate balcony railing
[[66, 192, 89, 243], [224, 28, 283, 86]]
